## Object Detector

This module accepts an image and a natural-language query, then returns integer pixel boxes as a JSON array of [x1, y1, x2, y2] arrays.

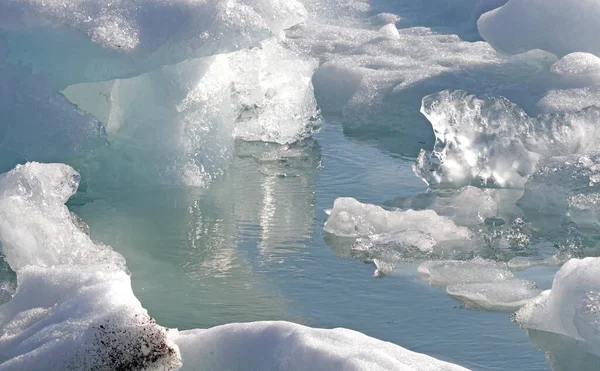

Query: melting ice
[[2, 0, 600, 369]]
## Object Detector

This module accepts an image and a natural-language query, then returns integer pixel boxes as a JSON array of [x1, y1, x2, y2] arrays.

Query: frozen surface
[[172, 321, 469, 371], [479, 0, 600, 57], [0, 163, 180, 370], [516, 257, 600, 353]]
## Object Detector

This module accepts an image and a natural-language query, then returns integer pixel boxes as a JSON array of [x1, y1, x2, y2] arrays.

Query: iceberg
[[62, 38, 319, 189]]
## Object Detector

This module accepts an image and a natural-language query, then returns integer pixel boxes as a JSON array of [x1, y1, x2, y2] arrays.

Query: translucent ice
[[324, 197, 470, 242], [446, 279, 540, 312], [419, 258, 540, 312], [515, 257, 600, 353], [0, 0, 307, 85], [0, 61, 106, 174], [62, 39, 319, 189]]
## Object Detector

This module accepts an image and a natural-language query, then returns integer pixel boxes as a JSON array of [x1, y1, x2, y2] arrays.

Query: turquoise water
[[70, 122, 557, 370]]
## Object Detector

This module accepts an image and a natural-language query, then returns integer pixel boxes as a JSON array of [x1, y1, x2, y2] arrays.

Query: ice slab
[[479, 0, 600, 58], [419, 258, 540, 312]]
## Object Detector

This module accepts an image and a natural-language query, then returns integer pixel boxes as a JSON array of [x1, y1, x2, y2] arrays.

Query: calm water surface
[[71, 122, 556, 370]]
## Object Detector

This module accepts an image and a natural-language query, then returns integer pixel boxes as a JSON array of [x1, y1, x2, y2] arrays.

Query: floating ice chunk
[[415, 90, 600, 188], [293, 18, 556, 155], [0, 0, 307, 85], [63, 39, 318, 189], [172, 321, 469, 371], [418, 258, 512, 287], [324, 197, 471, 276], [324, 197, 470, 242], [550, 53, 600, 77], [515, 257, 600, 353], [478, 0, 600, 57], [420, 258, 540, 311], [447, 279, 541, 312], [0, 163, 181, 369]]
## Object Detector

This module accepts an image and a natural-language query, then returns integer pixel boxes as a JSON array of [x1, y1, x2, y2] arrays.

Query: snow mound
[[172, 321, 469, 371]]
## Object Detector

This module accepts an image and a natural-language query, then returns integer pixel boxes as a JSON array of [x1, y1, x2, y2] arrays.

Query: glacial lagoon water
[[3, 0, 600, 369], [67, 122, 558, 370]]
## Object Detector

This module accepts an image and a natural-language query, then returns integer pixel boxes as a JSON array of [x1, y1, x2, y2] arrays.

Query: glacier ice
[[0, 0, 307, 85], [324, 197, 470, 241], [0, 61, 107, 174], [415, 90, 600, 188], [289, 2, 557, 155], [478, 0, 600, 58], [61, 38, 319, 189], [0, 163, 180, 370], [419, 258, 541, 312], [515, 257, 600, 354], [324, 197, 473, 275]]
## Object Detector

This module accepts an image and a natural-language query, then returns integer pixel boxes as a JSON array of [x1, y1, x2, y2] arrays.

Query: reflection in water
[[526, 330, 600, 371], [69, 139, 321, 329]]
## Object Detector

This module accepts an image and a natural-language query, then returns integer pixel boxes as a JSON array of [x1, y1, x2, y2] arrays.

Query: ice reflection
[[69, 139, 321, 329]]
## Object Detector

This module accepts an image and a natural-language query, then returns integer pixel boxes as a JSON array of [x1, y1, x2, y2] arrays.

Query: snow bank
[[172, 321, 469, 371]]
